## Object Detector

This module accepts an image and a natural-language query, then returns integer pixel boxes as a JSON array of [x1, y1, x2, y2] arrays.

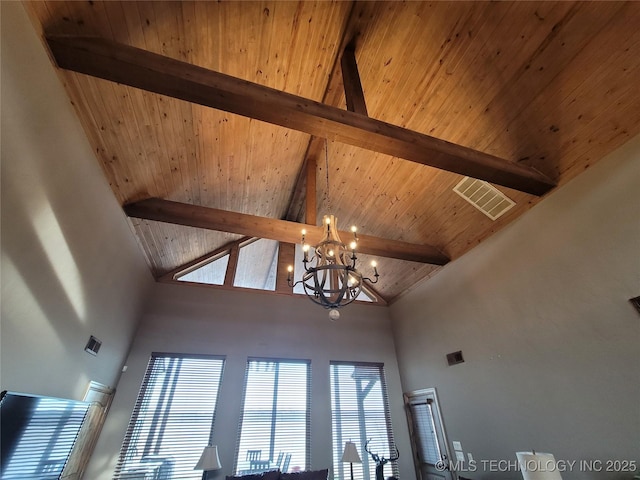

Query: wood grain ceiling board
[[25, 1, 640, 301]]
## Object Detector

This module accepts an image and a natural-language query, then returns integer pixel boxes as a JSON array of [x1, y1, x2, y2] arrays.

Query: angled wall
[[1, 2, 153, 401], [391, 135, 640, 479]]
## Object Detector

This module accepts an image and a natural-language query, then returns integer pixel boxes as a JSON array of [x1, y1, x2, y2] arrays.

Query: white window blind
[[234, 359, 310, 475], [0, 392, 89, 479], [114, 353, 225, 480], [408, 401, 440, 465], [330, 362, 398, 480]]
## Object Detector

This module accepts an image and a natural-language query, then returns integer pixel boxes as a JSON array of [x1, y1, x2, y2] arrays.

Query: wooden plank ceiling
[[25, 1, 640, 303]]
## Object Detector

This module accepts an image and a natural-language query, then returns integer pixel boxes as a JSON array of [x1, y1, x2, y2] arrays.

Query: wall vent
[[84, 336, 102, 356], [453, 176, 516, 220], [446, 350, 465, 366]]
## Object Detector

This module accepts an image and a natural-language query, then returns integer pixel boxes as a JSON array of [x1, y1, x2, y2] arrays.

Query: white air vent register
[[453, 176, 516, 220]]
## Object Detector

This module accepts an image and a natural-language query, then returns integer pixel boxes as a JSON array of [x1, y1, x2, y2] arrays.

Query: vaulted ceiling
[[25, 1, 640, 303]]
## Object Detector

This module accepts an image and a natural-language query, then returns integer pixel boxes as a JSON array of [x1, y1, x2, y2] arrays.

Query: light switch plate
[[455, 451, 465, 462], [452, 441, 462, 451], [468, 453, 474, 462]]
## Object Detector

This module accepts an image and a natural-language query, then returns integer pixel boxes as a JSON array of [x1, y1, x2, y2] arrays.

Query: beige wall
[[391, 135, 640, 479], [87, 283, 414, 480], [1, 2, 153, 400]]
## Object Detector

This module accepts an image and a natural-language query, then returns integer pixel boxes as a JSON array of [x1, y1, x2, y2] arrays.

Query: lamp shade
[[516, 452, 563, 480], [195, 445, 222, 471], [342, 441, 362, 463]]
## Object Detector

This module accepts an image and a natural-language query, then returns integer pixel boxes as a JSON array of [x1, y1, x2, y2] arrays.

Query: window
[[234, 239, 279, 291], [176, 252, 230, 285], [0, 392, 90, 479], [330, 362, 398, 480], [235, 359, 310, 474], [114, 353, 225, 480]]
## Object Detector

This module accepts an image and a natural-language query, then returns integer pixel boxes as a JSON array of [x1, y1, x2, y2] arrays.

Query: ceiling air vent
[[453, 176, 516, 220]]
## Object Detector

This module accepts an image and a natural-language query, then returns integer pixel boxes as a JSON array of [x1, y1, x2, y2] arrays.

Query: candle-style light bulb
[[371, 260, 379, 277], [351, 225, 357, 233], [350, 240, 357, 251]]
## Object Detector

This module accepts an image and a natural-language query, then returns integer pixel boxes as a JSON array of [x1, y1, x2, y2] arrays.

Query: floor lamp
[[342, 441, 362, 480], [195, 445, 222, 480]]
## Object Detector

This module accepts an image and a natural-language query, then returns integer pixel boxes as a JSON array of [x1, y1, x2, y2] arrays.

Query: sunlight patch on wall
[[33, 202, 87, 322], [1, 254, 66, 352]]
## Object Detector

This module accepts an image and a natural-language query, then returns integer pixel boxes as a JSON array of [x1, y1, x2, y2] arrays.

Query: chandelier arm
[[288, 278, 305, 288], [305, 254, 317, 267]]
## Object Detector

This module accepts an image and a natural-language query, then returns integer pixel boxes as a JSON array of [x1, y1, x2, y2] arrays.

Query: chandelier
[[287, 141, 379, 320]]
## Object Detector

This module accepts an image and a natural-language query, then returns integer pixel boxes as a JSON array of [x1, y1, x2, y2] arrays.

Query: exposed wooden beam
[[47, 35, 555, 196], [124, 198, 450, 265], [362, 282, 388, 306], [157, 235, 251, 282], [275, 242, 295, 293], [285, 137, 325, 222], [341, 42, 368, 116], [224, 243, 240, 287]]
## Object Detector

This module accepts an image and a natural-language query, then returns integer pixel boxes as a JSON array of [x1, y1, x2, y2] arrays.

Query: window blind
[[408, 401, 440, 465], [113, 353, 225, 480], [330, 362, 398, 480], [0, 392, 89, 479], [234, 359, 310, 475]]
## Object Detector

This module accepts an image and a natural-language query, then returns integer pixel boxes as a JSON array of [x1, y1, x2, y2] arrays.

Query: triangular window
[[176, 252, 230, 285], [233, 238, 279, 291]]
